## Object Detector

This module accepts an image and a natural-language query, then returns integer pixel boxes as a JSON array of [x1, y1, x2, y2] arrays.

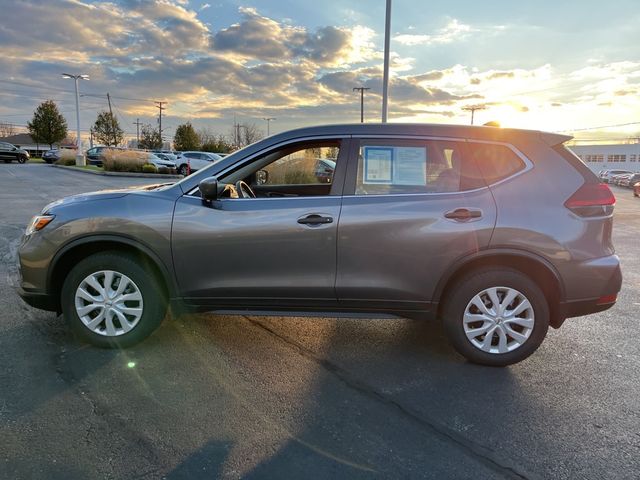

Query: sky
[[0, 0, 638, 145]]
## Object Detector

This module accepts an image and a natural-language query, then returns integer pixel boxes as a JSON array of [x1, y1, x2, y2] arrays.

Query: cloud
[[200, 3, 211, 10], [211, 7, 375, 67], [487, 71, 515, 80], [394, 19, 472, 46], [0, 2, 637, 138]]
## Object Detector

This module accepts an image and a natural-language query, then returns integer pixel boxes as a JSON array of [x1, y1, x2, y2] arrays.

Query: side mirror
[[256, 169, 269, 185], [199, 177, 219, 202]]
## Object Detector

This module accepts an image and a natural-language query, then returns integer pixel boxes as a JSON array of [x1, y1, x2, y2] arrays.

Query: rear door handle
[[297, 214, 333, 225], [444, 208, 482, 221]]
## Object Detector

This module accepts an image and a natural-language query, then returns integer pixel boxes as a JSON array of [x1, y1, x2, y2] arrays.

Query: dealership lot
[[1, 164, 639, 479]]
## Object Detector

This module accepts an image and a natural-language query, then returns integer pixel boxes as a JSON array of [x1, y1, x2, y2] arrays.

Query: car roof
[[262, 122, 573, 146]]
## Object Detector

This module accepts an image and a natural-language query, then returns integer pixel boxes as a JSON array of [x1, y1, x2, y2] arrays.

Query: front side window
[[262, 143, 340, 185], [354, 139, 483, 195]]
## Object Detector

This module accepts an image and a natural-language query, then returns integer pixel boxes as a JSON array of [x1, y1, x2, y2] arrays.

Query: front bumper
[[16, 286, 58, 312]]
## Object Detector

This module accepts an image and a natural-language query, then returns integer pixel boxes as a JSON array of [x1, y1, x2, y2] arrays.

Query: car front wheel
[[442, 268, 549, 366], [178, 164, 189, 176], [61, 251, 167, 348]]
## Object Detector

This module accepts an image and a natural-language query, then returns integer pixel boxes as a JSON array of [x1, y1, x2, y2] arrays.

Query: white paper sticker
[[363, 147, 393, 183]]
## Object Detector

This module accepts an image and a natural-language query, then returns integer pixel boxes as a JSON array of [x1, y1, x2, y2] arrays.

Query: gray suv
[[17, 124, 621, 366]]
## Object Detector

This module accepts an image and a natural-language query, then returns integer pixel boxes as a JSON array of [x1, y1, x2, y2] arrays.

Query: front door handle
[[297, 214, 333, 225], [444, 208, 482, 221]]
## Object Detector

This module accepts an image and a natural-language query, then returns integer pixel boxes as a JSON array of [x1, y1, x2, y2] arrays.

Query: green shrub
[[142, 163, 158, 173]]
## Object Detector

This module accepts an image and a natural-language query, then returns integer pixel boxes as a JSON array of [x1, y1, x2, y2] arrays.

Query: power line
[[558, 121, 640, 132]]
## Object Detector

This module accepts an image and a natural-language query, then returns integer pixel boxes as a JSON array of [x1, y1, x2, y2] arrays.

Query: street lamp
[[381, 0, 392, 123], [62, 73, 89, 165], [262, 117, 275, 136]]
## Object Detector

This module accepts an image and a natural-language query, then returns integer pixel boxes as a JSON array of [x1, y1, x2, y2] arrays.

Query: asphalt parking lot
[[1, 163, 639, 479]]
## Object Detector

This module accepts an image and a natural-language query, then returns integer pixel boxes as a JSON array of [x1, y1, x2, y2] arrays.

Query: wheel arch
[[434, 248, 566, 328], [48, 235, 177, 311]]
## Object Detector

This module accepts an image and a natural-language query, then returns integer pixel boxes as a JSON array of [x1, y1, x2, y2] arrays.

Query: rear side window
[[469, 143, 526, 185], [354, 139, 484, 195]]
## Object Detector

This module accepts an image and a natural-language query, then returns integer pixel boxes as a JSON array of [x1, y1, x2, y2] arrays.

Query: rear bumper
[[553, 255, 622, 327]]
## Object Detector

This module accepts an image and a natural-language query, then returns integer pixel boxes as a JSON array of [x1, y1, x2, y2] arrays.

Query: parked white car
[[175, 151, 222, 176]]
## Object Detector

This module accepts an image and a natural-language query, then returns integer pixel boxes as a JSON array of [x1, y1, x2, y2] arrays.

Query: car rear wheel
[[61, 251, 167, 348], [442, 268, 549, 366]]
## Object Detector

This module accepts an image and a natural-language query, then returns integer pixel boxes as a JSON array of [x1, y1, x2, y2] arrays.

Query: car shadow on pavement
[[159, 313, 525, 479]]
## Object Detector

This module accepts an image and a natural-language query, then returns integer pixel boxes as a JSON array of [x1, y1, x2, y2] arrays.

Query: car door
[[335, 137, 497, 314], [171, 137, 350, 309]]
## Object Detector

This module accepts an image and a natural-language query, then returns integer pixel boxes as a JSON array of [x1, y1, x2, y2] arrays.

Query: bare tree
[[230, 122, 264, 148], [0, 121, 16, 138]]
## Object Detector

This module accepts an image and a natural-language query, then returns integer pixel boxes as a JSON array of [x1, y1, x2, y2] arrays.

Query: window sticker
[[394, 147, 427, 185], [363, 147, 393, 183], [362, 145, 427, 185]]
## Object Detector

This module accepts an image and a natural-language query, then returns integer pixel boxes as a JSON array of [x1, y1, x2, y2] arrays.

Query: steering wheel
[[235, 180, 256, 199]]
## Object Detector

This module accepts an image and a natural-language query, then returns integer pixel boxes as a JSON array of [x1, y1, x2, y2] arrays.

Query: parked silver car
[[145, 153, 176, 171], [17, 124, 621, 366], [175, 151, 222, 176]]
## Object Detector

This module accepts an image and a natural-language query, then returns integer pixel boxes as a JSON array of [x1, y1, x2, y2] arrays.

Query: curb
[[50, 164, 184, 179]]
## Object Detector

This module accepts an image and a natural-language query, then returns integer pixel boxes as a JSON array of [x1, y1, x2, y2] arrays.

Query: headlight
[[26, 215, 55, 235]]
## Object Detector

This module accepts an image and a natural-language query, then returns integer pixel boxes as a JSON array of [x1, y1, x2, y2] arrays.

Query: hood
[[41, 183, 172, 214]]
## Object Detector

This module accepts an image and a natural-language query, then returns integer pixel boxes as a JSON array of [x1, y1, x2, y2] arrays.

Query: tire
[[61, 251, 167, 348], [18, 156, 27, 164], [178, 164, 189, 176], [441, 268, 549, 367]]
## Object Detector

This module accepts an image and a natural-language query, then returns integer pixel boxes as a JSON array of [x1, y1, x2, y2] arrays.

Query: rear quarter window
[[469, 143, 526, 185]]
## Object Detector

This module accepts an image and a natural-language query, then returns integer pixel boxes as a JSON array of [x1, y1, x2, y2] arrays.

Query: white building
[[569, 142, 640, 174]]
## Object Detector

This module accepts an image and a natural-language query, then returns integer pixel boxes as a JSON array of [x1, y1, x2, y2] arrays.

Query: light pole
[[262, 117, 275, 136], [381, 0, 392, 123], [62, 73, 89, 165]]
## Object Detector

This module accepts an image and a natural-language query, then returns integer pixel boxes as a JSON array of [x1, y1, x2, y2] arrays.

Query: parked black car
[[42, 149, 62, 164], [0, 142, 30, 163], [86, 146, 128, 166]]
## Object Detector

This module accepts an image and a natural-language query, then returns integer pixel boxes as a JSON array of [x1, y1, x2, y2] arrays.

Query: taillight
[[564, 183, 615, 216]]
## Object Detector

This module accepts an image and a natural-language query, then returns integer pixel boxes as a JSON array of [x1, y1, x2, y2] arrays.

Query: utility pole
[[106, 92, 116, 146], [462, 105, 487, 125], [62, 73, 89, 165], [353, 87, 371, 123], [381, 0, 392, 123], [262, 117, 275, 136], [155, 101, 166, 144], [89, 127, 94, 148], [133, 118, 142, 148]]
